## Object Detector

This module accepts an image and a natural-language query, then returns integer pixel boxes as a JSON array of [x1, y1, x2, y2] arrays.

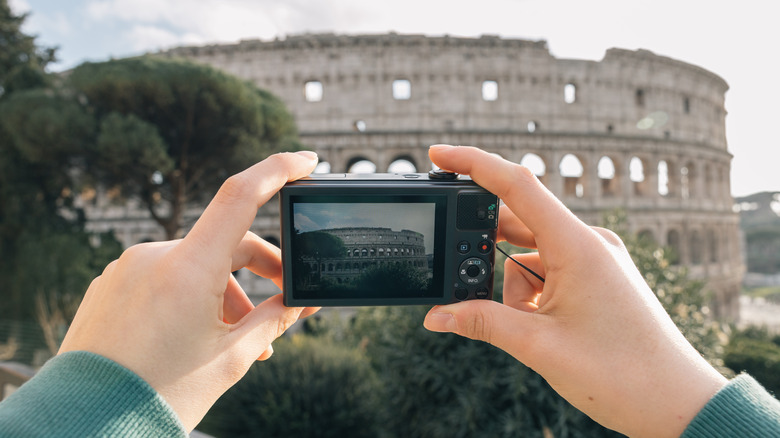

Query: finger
[[502, 253, 545, 312], [231, 231, 283, 285], [497, 204, 536, 248], [257, 345, 274, 361], [429, 145, 588, 250], [180, 151, 318, 266], [423, 300, 542, 365], [223, 274, 254, 324], [229, 294, 304, 363]]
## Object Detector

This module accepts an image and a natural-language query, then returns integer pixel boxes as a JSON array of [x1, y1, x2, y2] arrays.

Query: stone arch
[[707, 228, 719, 263], [667, 229, 681, 265], [559, 153, 586, 198], [681, 161, 697, 199], [347, 156, 377, 173], [637, 228, 656, 244], [387, 155, 418, 173], [629, 156, 649, 196], [690, 229, 704, 265], [520, 153, 547, 177], [597, 155, 620, 197], [313, 161, 332, 173]]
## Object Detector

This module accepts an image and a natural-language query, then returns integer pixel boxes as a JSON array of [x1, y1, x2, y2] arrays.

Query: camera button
[[477, 240, 492, 254], [455, 288, 469, 301], [475, 288, 489, 299], [457, 241, 471, 254], [428, 170, 458, 180]]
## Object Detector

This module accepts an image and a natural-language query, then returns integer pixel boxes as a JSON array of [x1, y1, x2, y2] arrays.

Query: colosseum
[[296, 227, 429, 288], [86, 33, 742, 319]]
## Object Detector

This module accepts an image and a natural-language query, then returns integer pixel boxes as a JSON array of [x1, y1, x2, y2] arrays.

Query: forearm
[[683, 374, 780, 438], [0, 351, 186, 437]]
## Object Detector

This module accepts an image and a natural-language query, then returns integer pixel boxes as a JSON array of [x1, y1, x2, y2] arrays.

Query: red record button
[[477, 240, 492, 254]]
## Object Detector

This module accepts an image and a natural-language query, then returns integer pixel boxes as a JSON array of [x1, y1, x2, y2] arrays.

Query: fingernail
[[296, 150, 318, 161], [429, 144, 454, 152], [424, 311, 457, 333]]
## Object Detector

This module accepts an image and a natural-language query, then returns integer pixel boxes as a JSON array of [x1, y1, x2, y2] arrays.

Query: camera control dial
[[458, 257, 490, 285]]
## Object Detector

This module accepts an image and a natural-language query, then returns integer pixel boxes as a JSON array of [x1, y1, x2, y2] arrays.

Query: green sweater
[[0, 351, 185, 437], [1, 351, 779, 437]]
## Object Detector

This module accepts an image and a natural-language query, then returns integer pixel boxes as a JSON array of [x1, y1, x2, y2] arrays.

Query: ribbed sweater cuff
[[0, 351, 186, 437], [682, 374, 780, 438]]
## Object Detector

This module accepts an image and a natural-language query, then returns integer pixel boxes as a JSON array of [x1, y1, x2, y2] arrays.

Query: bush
[[198, 334, 383, 438], [724, 327, 780, 396]]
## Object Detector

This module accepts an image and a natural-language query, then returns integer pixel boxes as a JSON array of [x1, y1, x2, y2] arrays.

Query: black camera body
[[280, 171, 498, 306]]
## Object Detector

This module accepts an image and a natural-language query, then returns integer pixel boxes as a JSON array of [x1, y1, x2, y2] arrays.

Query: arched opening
[[482, 80, 498, 101], [598, 156, 618, 196], [681, 163, 695, 199], [667, 230, 681, 265], [304, 81, 323, 102], [637, 229, 656, 245], [657, 160, 669, 196], [520, 153, 546, 177], [708, 229, 719, 263], [313, 161, 331, 173], [629, 156, 647, 196], [388, 157, 417, 173], [564, 83, 577, 104], [690, 230, 703, 265], [560, 154, 584, 198], [392, 79, 411, 100], [347, 157, 377, 173]]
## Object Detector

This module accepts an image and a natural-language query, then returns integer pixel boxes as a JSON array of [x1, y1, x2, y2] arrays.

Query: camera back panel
[[280, 173, 498, 306]]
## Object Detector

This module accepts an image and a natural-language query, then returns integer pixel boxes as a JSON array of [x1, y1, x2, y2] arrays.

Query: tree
[[292, 230, 347, 288], [0, 4, 121, 364], [723, 326, 780, 395], [0, 0, 56, 98], [199, 334, 384, 437], [68, 57, 302, 239]]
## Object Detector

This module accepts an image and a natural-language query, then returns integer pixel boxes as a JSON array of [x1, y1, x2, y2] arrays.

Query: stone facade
[[85, 33, 741, 318], [299, 227, 429, 286]]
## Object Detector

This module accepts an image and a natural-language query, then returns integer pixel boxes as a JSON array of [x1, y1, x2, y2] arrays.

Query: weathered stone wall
[[87, 33, 741, 318], [300, 227, 429, 285]]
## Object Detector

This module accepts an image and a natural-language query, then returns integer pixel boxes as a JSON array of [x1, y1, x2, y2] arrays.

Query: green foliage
[[0, 0, 56, 97], [355, 263, 429, 294], [199, 335, 383, 438], [68, 56, 302, 238], [724, 327, 780, 395], [0, 6, 121, 362], [331, 306, 620, 438]]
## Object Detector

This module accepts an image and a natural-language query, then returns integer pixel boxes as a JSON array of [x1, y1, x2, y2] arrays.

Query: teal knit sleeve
[[0, 351, 186, 438], [683, 374, 780, 438]]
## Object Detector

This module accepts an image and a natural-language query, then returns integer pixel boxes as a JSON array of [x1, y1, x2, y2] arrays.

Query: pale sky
[[294, 203, 436, 253], [11, 0, 780, 197]]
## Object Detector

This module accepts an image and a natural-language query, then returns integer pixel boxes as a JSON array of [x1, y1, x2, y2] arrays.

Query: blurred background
[[2, 1, 779, 437]]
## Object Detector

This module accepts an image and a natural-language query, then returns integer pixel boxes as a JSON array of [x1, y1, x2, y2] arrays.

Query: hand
[[423, 145, 726, 438], [59, 151, 320, 431]]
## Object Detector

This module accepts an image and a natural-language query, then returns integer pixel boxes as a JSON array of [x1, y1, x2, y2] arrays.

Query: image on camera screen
[[290, 200, 443, 299]]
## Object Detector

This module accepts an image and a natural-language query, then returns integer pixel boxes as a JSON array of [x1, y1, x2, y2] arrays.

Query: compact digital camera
[[280, 171, 498, 306]]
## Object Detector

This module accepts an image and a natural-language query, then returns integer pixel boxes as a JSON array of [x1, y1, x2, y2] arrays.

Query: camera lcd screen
[[288, 195, 447, 301]]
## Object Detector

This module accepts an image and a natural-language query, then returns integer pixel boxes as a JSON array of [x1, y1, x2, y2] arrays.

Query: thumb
[[424, 301, 539, 361]]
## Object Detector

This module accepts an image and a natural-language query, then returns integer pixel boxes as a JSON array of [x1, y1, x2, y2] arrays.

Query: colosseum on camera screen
[[291, 202, 437, 298]]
